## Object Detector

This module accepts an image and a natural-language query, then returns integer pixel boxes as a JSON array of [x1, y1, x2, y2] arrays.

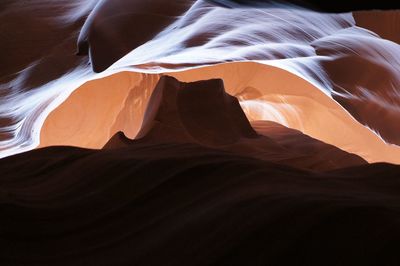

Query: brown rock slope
[[0, 77, 400, 265], [354, 11, 400, 44]]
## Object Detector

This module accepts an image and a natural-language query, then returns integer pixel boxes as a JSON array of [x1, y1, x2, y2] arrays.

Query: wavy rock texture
[[3, 76, 400, 266], [40, 63, 400, 164], [2, 1, 400, 265], [2, 145, 400, 266], [1, 0, 400, 162], [3, 144, 400, 266]]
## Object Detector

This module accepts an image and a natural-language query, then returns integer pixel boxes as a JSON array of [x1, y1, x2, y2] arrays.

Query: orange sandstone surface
[[40, 62, 400, 164]]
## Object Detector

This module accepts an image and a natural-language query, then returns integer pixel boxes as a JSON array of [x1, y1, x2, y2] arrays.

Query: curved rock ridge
[[78, 0, 400, 73], [251, 120, 367, 170], [77, 0, 195, 72], [0, 130, 399, 265], [1, 0, 400, 161], [41, 63, 400, 164], [104, 76, 366, 171], [78, 0, 400, 147]]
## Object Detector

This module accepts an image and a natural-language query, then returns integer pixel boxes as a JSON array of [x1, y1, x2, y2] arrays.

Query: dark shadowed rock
[[104, 76, 366, 171]]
